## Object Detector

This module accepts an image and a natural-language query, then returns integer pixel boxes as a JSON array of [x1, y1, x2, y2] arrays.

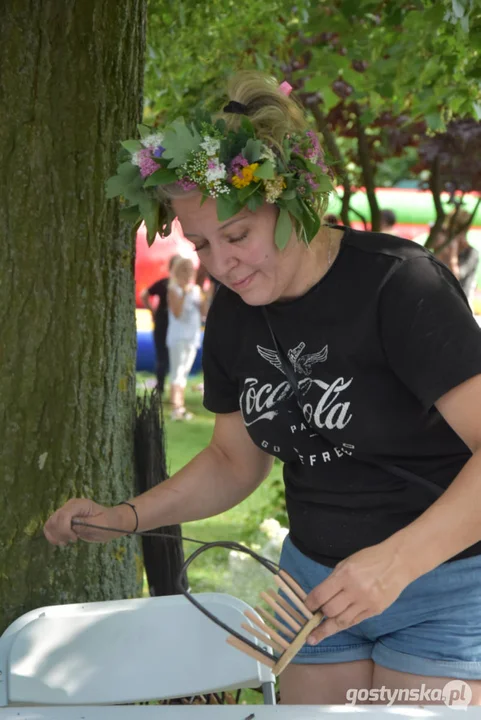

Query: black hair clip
[[223, 100, 250, 115]]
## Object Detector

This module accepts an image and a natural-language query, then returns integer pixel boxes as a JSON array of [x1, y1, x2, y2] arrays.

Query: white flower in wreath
[[200, 136, 221, 156], [206, 160, 227, 183], [141, 132, 165, 149]]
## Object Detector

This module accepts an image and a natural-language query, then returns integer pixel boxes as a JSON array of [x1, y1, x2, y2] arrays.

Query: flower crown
[[106, 105, 333, 250]]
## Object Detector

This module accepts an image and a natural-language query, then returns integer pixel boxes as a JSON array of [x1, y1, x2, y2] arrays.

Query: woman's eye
[[195, 241, 209, 252], [229, 232, 248, 243]]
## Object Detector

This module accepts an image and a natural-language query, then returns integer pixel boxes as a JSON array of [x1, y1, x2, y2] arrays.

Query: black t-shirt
[[148, 278, 169, 334], [202, 227, 481, 567]]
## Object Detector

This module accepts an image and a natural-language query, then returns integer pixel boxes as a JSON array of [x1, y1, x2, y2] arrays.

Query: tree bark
[[0, 0, 146, 633]]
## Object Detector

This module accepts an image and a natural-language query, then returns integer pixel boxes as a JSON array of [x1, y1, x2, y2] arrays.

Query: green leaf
[[121, 140, 143, 153], [118, 161, 140, 179], [243, 138, 263, 164], [215, 118, 227, 135], [247, 194, 264, 213], [299, 200, 321, 244], [253, 161, 275, 180], [143, 168, 179, 187], [162, 119, 202, 168], [281, 189, 297, 201], [139, 196, 160, 245], [137, 124, 153, 139], [241, 117, 255, 136], [426, 112, 444, 131], [216, 193, 242, 222], [123, 174, 145, 205], [238, 183, 261, 203], [105, 175, 128, 199], [119, 205, 141, 223], [275, 207, 293, 250]]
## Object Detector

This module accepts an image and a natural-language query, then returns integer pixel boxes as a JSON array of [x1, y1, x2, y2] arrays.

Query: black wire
[[71, 520, 286, 661]]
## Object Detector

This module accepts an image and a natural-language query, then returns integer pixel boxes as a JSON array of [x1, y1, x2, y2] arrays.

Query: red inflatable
[[135, 218, 200, 307]]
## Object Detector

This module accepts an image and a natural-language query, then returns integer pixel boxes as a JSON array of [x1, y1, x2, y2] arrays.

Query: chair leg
[[262, 681, 277, 705]]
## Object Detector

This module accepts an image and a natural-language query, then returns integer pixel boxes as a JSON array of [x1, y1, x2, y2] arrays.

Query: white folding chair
[[0, 593, 276, 707]]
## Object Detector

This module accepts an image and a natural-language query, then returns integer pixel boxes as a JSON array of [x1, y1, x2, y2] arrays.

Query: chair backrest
[[0, 593, 275, 707]]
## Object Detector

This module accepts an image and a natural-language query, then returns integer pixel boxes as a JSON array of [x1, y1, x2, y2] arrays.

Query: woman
[[45, 72, 481, 705], [167, 257, 204, 420]]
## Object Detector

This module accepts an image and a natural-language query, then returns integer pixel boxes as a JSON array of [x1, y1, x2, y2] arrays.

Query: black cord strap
[[118, 501, 139, 533], [71, 519, 290, 661]]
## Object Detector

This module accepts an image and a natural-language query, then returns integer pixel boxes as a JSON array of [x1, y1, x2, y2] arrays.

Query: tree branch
[[311, 102, 352, 226], [355, 109, 380, 231]]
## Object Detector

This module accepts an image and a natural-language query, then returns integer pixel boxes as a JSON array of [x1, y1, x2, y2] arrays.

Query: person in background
[[379, 208, 397, 234], [444, 209, 480, 308], [167, 258, 209, 420], [140, 254, 181, 395]]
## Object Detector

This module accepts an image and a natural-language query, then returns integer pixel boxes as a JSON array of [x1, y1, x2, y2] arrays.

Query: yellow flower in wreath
[[232, 163, 260, 189]]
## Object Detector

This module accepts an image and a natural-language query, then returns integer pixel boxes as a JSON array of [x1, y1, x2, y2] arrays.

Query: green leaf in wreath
[[118, 161, 140, 179], [143, 168, 178, 187], [121, 140, 143, 153], [275, 207, 293, 250], [216, 193, 243, 222], [237, 182, 261, 203], [137, 124, 153, 139], [243, 138, 263, 164], [162, 119, 201, 168], [106, 174, 128, 199], [241, 117, 255, 137], [119, 205, 141, 224], [253, 161, 275, 180], [247, 193, 264, 213], [139, 196, 160, 245]]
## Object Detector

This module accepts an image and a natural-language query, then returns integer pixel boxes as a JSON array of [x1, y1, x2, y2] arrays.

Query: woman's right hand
[[43, 498, 134, 546]]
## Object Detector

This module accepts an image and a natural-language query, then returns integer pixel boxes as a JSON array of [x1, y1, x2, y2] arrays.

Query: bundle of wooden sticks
[[227, 568, 324, 675]]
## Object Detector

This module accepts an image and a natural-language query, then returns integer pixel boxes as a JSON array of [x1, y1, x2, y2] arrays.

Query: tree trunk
[[0, 0, 146, 634], [356, 111, 380, 232]]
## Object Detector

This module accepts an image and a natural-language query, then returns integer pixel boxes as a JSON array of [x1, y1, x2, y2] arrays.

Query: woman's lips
[[231, 272, 256, 290]]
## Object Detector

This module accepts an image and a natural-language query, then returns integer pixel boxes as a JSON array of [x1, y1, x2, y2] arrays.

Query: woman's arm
[[390, 372, 481, 576], [140, 288, 154, 312], [304, 372, 481, 642], [44, 411, 273, 544]]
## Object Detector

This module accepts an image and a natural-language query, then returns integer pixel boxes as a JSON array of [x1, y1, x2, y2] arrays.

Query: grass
[[136, 372, 286, 590]]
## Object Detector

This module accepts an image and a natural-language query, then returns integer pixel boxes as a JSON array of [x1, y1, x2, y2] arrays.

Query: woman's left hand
[[304, 541, 416, 645]]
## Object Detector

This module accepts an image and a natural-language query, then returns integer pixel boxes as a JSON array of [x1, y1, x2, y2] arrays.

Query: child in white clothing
[[167, 258, 207, 420]]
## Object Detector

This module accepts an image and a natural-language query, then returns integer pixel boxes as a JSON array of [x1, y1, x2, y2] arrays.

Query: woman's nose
[[209, 242, 238, 278]]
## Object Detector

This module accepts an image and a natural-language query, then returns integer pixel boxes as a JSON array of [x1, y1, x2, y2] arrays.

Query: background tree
[[0, 0, 146, 633], [145, 0, 481, 230]]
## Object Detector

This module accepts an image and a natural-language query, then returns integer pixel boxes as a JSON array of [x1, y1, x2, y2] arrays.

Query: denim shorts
[[279, 535, 481, 679]]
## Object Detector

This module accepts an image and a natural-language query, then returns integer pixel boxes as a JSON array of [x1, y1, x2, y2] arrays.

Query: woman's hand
[[43, 498, 134, 546], [304, 541, 415, 644]]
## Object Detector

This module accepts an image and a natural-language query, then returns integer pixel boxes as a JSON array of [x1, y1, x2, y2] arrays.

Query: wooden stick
[[273, 610, 324, 675], [255, 605, 295, 639], [260, 591, 302, 632], [267, 588, 306, 625], [279, 569, 307, 601], [273, 575, 313, 620], [241, 622, 285, 653], [226, 634, 275, 669], [244, 610, 290, 650]]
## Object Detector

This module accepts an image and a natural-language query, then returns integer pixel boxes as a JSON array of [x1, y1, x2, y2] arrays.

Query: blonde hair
[[170, 257, 195, 285], [219, 71, 308, 151]]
